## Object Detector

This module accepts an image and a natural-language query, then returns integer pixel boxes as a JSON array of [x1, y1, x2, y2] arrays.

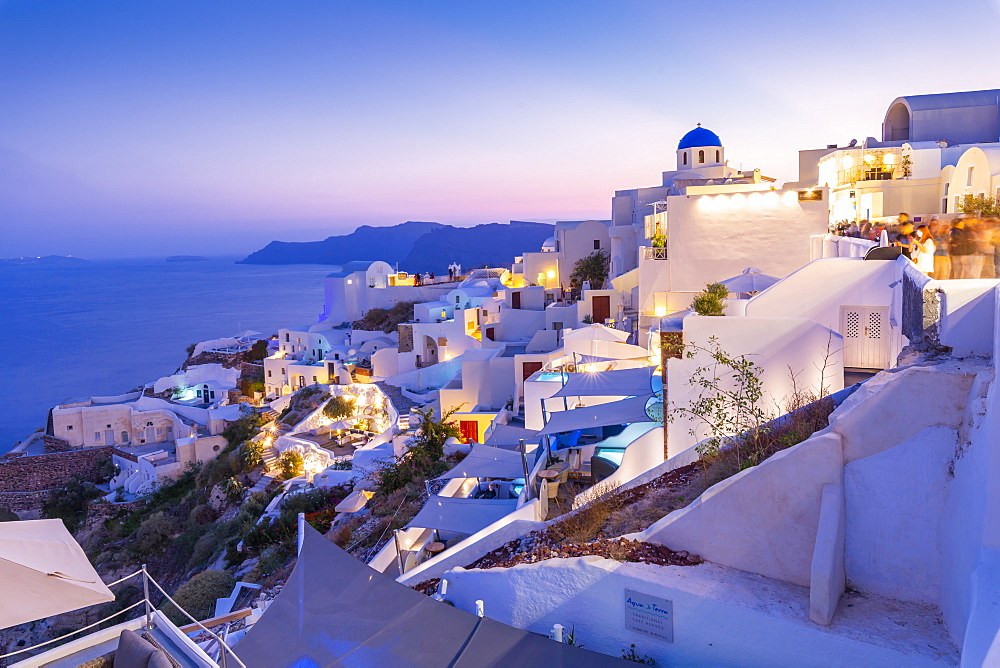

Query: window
[[267, 369, 272, 377], [967, 166, 974, 187], [66, 425, 73, 431], [94, 432, 100, 441], [456, 296, 461, 304], [121, 431, 129, 443], [106, 424, 111, 429], [146, 421, 153, 427], [683, 152, 688, 165], [698, 150, 705, 164], [593, 240, 601, 250], [296, 337, 301, 343], [285, 333, 290, 342], [312, 376, 317, 382], [715, 150, 720, 162]]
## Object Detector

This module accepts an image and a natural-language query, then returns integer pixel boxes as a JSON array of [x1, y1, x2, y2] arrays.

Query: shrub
[[240, 440, 264, 471], [221, 477, 245, 503], [323, 395, 356, 421], [43, 475, 103, 533], [277, 451, 304, 480], [0, 507, 18, 522], [222, 414, 264, 450], [690, 283, 728, 316], [132, 511, 178, 554], [161, 570, 236, 625], [569, 250, 610, 290], [246, 339, 270, 362]]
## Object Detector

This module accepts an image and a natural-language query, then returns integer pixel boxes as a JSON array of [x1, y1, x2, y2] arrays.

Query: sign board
[[624, 588, 673, 642]]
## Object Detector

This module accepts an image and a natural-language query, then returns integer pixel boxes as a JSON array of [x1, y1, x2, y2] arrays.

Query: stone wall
[[0, 490, 52, 512], [398, 324, 414, 353], [43, 435, 73, 453], [0, 446, 119, 494]]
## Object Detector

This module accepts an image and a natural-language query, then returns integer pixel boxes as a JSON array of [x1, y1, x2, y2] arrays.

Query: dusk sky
[[1, 0, 998, 259]]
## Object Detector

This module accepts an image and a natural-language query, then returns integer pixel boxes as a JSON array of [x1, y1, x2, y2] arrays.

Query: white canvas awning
[[562, 324, 630, 343], [0, 519, 115, 629], [433, 444, 525, 481], [551, 366, 654, 399], [408, 497, 517, 535], [538, 396, 654, 435], [719, 267, 779, 294], [483, 424, 539, 450]]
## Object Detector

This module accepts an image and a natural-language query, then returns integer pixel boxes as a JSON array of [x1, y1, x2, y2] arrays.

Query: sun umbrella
[[561, 323, 630, 343], [719, 267, 780, 294], [879, 229, 890, 247], [0, 519, 115, 629]]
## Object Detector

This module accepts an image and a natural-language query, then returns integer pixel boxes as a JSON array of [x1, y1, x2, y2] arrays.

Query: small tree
[[277, 450, 304, 479], [667, 338, 771, 469], [240, 439, 264, 471], [246, 339, 269, 362], [959, 194, 1000, 217], [323, 395, 356, 421], [161, 570, 236, 625], [690, 283, 728, 316], [569, 250, 610, 290], [221, 476, 245, 502]]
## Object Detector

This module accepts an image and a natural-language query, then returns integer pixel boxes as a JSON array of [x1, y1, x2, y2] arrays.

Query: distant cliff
[[238, 220, 555, 273]]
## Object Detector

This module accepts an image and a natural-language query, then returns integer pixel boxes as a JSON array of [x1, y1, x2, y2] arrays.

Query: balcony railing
[[641, 246, 668, 260]]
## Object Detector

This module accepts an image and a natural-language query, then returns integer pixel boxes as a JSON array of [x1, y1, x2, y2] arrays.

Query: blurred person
[[912, 224, 935, 273], [990, 221, 1000, 280], [931, 219, 951, 279], [969, 219, 989, 278], [893, 221, 915, 259], [859, 220, 872, 239], [950, 218, 974, 278]]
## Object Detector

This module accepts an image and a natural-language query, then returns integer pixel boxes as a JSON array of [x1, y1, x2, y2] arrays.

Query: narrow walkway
[[375, 381, 420, 413]]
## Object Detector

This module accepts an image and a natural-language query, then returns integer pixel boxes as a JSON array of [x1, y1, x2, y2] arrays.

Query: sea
[[0, 257, 337, 453]]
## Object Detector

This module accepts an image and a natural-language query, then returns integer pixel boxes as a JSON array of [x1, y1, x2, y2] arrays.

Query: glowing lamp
[[546, 270, 556, 279], [863, 154, 875, 165], [882, 153, 895, 166], [653, 306, 667, 317], [346, 279, 352, 285], [842, 156, 853, 169]]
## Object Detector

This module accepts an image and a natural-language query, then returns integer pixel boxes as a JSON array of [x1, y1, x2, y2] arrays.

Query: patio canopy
[[561, 323, 630, 342], [235, 525, 621, 667], [538, 396, 654, 436], [719, 267, 779, 294], [433, 444, 525, 481], [483, 423, 539, 450], [408, 497, 517, 535], [0, 519, 115, 629], [551, 366, 654, 399]]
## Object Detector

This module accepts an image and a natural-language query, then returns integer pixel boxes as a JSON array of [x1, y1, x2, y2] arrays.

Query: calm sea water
[[0, 257, 335, 452]]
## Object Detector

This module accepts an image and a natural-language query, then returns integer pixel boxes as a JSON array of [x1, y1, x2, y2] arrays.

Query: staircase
[[375, 382, 420, 413], [261, 409, 279, 423]]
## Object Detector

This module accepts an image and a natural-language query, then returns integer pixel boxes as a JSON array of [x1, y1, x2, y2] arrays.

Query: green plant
[[160, 570, 236, 625], [221, 477, 245, 502], [222, 413, 264, 450], [690, 282, 728, 316], [277, 450, 304, 480], [581, 314, 593, 324], [240, 439, 265, 471], [564, 625, 584, 647], [668, 337, 771, 469], [246, 339, 270, 362], [621, 644, 656, 664], [42, 475, 103, 533], [0, 507, 18, 522], [650, 232, 667, 248], [569, 250, 610, 290], [329, 458, 352, 470], [185, 343, 197, 357], [959, 193, 1000, 217], [323, 395, 356, 421]]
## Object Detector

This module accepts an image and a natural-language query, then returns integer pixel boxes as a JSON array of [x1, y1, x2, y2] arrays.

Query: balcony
[[641, 246, 668, 260]]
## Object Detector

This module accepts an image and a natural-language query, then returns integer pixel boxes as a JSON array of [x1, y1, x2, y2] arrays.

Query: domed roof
[[677, 125, 722, 150]]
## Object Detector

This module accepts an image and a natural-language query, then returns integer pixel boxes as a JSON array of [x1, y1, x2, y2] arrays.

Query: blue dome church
[[676, 123, 725, 170]]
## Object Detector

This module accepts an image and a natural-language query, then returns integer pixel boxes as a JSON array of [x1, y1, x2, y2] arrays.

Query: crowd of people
[[834, 213, 1000, 280]]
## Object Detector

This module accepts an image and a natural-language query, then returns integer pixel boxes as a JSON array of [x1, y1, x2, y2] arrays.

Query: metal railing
[[641, 246, 668, 260], [0, 566, 246, 668]]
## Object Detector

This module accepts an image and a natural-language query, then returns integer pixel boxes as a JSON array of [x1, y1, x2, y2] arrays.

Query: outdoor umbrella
[[0, 519, 114, 629], [879, 229, 890, 247], [719, 267, 780, 294], [561, 323, 630, 343]]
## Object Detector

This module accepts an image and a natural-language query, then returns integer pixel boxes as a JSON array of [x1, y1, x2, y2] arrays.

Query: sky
[[1, 0, 999, 259]]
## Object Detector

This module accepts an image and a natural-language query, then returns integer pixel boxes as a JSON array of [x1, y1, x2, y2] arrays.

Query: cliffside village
[[5, 88, 1000, 666]]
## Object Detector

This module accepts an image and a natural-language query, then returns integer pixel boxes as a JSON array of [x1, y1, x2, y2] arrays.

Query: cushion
[[145, 650, 173, 668], [114, 629, 155, 668]]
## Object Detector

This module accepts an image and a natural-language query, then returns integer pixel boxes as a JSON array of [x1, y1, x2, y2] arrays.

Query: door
[[592, 295, 611, 324], [522, 361, 544, 382], [485, 327, 495, 341], [841, 306, 890, 369], [511, 291, 521, 309], [104, 429, 114, 446], [459, 420, 479, 444]]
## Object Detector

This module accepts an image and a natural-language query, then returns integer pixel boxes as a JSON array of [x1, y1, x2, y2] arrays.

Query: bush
[[43, 475, 103, 533], [161, 570, 236, 625], [690, 283, 728, 316], [0, 507, 18, 522], [240, 440, 265, 472], [277, 451, 304, 479], [222, 414, 264, 450], [246, 339, 269, 362], [221, 477, 245, 503], [323, 395, 356, 421], [132, 511, 178, 554]]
